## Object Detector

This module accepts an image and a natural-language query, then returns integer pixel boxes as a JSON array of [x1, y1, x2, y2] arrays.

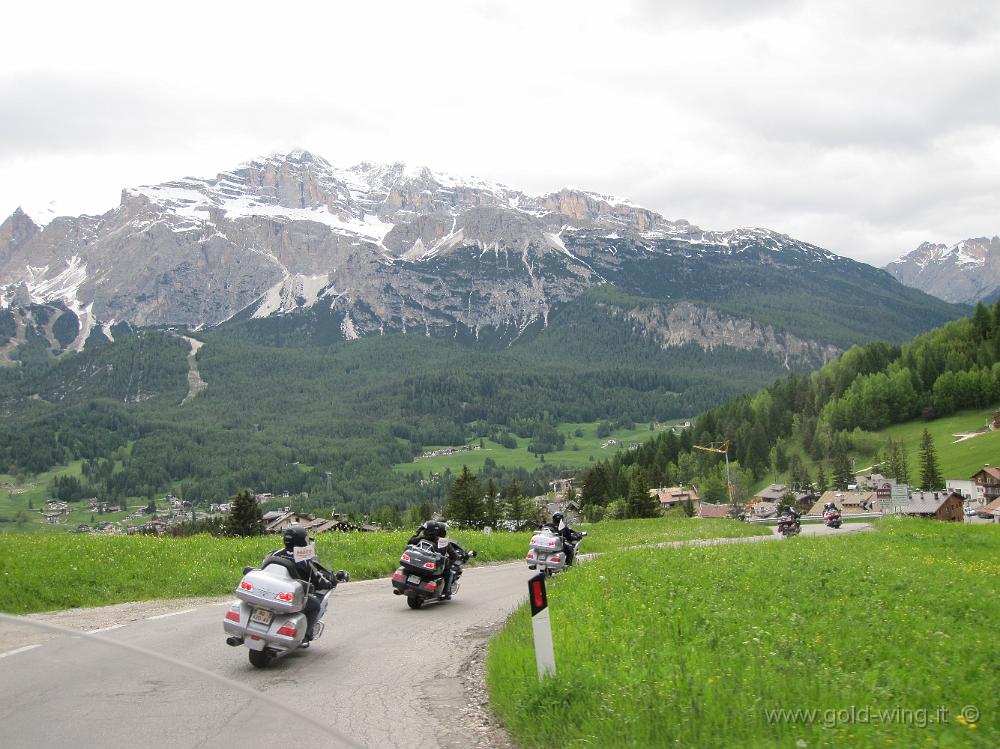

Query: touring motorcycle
[[391, 539, 475, 609], [525, 526, 587, 575], [223, 555, 347, 668]]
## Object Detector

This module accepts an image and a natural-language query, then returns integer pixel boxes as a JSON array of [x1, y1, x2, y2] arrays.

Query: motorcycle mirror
[[469, 550, 477, 558], [581, 532, 588, 536]]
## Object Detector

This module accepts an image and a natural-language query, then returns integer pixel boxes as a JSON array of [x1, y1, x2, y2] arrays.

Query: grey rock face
[[885, 237, 1000, 304], [611, 301, 841, 369]]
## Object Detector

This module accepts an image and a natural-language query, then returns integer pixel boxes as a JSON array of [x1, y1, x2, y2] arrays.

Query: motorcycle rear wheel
[[406, 596, 423, 609], [248, 649, 273, 668]]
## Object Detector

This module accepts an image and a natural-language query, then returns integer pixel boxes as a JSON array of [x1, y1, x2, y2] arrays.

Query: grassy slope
[[393, 421, 677, 474], [0, 516, 764, 614], [487, 519, 998, 748], [754, 406, 1000, 495]]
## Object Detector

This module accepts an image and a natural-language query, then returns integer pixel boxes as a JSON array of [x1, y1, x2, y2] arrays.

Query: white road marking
[[87, 624, 125, 634], [0, 644, 43, 659], [147, 608, 197, 620]]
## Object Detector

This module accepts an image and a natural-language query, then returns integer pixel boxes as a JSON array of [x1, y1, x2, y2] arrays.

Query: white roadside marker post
[[528, 572, 556, 680]]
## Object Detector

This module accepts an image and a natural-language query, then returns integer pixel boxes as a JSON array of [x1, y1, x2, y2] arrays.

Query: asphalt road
[[0, 522, 870, 749]]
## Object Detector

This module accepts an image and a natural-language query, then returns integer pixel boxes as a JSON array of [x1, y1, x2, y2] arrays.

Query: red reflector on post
[[529, 573, 547, 615]]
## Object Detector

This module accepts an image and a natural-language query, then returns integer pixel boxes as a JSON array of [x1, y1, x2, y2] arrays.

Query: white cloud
[[1, 0, 998, 267]]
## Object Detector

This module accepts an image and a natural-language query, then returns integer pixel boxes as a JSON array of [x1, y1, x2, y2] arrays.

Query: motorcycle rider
[[407, 521, 470, 599], [823, 501, 841, 514], [544, 512, 585, 567], [265, 525, 346, 644]]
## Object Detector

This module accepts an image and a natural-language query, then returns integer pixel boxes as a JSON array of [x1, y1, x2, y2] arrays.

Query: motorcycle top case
[[234, 565, 306, 613], [529, 530, 563, 552], [400, 544, 444, 574]]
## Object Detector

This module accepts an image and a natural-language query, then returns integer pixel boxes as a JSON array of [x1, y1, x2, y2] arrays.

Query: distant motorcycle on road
[[776, 515, 801, 537], [223, 556, 347, 668], [525, 527, 587, 575], [391, 539, 476, 609], [823, 509, 842, 529]]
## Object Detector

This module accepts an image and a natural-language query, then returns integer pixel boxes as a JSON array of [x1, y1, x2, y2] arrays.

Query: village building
[[977, 496, 1000, 520], [901, 491, 964, 522], [752, 484, 818, 512], [946, 479, 985, 505], [649, 485, 699, 512], [971, 466, 1000, 504], [264, 510, 315, 533], [807, 490, 877, 516], [549, 478, 574, 495], [697, 502, 731, 519]]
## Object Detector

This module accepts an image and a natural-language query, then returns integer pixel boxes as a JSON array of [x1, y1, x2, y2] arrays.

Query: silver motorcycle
[[223, 556, 345, 668], [525, 527, 586, 575]]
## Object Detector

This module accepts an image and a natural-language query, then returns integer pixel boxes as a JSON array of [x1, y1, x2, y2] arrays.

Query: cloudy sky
[[2, 0, 998, 266]]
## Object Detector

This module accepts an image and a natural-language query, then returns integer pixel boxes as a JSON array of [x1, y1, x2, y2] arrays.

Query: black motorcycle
[[776, 515, 801, 536], [390, 540, 475, 609]]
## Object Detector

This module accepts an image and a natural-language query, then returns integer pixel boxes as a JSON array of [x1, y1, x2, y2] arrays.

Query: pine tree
[[483, 478, 503, 529], [831, 449, 852, 491], [918, 429, 943, 490], [225, 489, 263, 537], [504, 481, 538, 531], [815, 464, 827, 493], [626, 466, 659, 518], [444, 464, 484, 527], [897, 443, 911, 487]]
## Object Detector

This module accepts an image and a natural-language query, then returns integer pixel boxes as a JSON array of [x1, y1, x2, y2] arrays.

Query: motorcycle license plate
[[407, 575, 421, 584], [250, 608, 273, 626]]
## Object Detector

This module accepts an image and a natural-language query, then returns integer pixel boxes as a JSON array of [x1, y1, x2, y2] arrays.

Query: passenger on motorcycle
[[544, 512, 585, 566], [265, 525, 347, 644], [823, 501, 841, 514], [407, 521, 470, 599]]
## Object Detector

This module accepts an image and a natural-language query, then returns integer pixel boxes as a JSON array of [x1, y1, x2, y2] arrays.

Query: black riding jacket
[[266, 548, 337, 592]]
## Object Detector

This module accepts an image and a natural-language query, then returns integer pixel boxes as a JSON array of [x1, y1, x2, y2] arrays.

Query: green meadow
[[487, 518, 998, 748], [0, 516, 761, 614], [393, 421, 679, 474]]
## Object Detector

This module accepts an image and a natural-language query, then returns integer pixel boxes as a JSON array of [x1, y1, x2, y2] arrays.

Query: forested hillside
[[579, 301, 1000, 515]]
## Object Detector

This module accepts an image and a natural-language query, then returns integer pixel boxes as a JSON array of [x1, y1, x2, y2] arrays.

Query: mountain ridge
[[0, 150, 965, 367]]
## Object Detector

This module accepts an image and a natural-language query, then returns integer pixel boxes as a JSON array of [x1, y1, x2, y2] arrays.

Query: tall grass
[[487, 518, 998, 748], [0, 517, 762, 614]]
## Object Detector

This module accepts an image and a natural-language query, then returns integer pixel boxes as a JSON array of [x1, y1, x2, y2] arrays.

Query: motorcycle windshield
[[0, 614, 365, 749]]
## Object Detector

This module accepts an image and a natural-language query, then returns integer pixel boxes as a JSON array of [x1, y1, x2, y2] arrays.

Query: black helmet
[[283, 524, 308, 551], [552, 512, 564, 525], [422, 521, 447, 541]]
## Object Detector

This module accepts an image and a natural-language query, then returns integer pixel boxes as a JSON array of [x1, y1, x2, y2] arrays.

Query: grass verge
[[0, 517, 763, 614], [487, 518, 998, 748]]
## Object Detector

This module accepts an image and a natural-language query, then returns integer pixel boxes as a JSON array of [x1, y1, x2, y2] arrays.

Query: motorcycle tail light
[[392, 570, 404, 581], [421, 580, 439, 592], [277, 625, 297, 637], [547, 540, 556, 547], [239, 580, 253, 591], [423, 561, 436, 569], [550, 556, 561, 563], [225, 610, 241, 622], [401, 553, 411, 562], [276, 592, 294, 602]]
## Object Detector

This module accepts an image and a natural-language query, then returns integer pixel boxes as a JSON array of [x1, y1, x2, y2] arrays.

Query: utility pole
[[693, 441, 738, 515]]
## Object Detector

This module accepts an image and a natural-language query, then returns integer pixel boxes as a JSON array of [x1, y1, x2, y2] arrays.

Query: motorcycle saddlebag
[[400, 545, 444, 574], [234, 564, 306, 613]]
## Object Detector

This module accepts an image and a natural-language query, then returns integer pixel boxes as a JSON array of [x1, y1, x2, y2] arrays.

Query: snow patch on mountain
[[20, 201, 64, 228]]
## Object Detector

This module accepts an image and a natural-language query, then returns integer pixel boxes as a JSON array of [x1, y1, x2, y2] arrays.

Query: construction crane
[[693, 441, 738, 513]]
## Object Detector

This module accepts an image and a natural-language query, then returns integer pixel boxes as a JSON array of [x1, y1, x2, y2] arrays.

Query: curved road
[[0, 523, 869, 749]]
